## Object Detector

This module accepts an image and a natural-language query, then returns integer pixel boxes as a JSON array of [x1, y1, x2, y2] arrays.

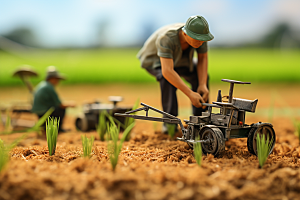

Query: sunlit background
[[0, 0, 300, 130], [0, 0, 299, 85], [1, 0, 300, 48]]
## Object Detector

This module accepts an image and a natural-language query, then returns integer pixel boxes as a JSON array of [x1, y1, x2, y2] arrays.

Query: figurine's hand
[[65, 101, 76, 108], [68, 103, 76, 108], [189, 91, 205, 108], [197, 84, 209, 109]]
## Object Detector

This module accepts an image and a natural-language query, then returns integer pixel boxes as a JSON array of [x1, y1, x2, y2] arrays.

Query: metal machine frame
[[115, 79, 276, 156]]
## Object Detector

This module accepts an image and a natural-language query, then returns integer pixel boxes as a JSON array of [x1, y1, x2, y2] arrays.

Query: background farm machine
[[115, 79, 276, 156], [75, 96, 132, 132], [0, 67, 38, 129], [0, 66, 131, 132]]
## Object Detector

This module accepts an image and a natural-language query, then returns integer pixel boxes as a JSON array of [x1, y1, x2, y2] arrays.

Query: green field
[[0, 48, 299, 86]]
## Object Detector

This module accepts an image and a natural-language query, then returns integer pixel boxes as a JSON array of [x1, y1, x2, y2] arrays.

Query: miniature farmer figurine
[[31, 66, 75, 132], [137, 15, 214, 132]]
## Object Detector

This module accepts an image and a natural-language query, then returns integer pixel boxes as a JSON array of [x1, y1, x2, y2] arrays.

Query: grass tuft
[[96, 110, 130, 141], [46, 117, 59, 156], [96, 110, 108, 141], [0, 139, 9, 173], [107, 122, 135, 171], [0, 107, 54, 135], [294, 120, 300, 145], [193, 136, 202, 167], [256, 134, 273, 168], [166, 124, 177, 139], [0, 109, 54, 172], [124, 99, 139, 141], [0, 110, 12, 135], [81, 135, 94, 158], [4, 111, 11, 133]]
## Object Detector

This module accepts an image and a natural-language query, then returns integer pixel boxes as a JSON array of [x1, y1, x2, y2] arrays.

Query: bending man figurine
[[137, 15, 214, 132]]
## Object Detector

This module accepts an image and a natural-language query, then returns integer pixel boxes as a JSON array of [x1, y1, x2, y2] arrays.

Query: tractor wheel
[[247, 124, 276, 156], [75, 115, 89, 132], [187, 125, 201, 149], [247, 127, 256, 155], [200, 127, 225, 156]]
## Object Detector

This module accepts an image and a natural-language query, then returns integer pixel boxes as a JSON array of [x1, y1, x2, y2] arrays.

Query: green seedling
[[5, 112, 11, 133], [0, 139, 9, 172], [166, 123, 177, 139], [0, 110, 12, 134], [124, 98, 139, 141], [96, 110, 126, 141], [81, 135, 94, 158], [193, 136, 202, 167], [32, 108, 55, 131], [297, 123, 300, 145], [96, 110, 108, 141], [0, 137, 26, 173], [107, 122, 135, 171], [0, 109, 54, 172], [0, 124, 46, 173], [256, 134, 273, 168], [0, 107, 54, 135], [294, 121, 300, 145], [46, 117, 59, 156]]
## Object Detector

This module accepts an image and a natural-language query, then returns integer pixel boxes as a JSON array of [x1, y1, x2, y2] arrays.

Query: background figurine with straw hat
[[137, 15, 214, 133], [31, 66, 76, 133]]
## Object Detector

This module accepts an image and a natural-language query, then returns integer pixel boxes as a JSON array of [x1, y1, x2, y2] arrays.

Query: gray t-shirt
[[137, 23, 208, 71]]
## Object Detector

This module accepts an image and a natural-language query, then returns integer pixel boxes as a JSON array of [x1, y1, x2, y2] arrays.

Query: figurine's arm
[[160, 57, 204, 108], [60, 102, 76, 109], [196, 52, 209, 104]]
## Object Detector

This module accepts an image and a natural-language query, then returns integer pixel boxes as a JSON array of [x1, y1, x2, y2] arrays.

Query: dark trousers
[[147, 65, 209, 117], [38, 107, 65, 131]]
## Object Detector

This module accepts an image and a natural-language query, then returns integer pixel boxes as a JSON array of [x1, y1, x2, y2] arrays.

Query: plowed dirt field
[[1, 83, 300, 200]]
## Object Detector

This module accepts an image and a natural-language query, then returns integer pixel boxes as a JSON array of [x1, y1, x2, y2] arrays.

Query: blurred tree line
[[259, 23, 300, 48], [1, 27, 40, 48], [0, 22, 300, 49]]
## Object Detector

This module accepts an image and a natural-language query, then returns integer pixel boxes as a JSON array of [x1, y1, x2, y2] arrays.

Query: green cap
[[45, 66, 66, 80], [182, 15, 214, 41]]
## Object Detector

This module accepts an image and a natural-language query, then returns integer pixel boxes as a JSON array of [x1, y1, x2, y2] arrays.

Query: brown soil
[[1, 83, 300, 200]]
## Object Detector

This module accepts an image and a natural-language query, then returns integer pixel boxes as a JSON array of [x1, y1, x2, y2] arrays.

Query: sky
[[0, 0, 299, 48]]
